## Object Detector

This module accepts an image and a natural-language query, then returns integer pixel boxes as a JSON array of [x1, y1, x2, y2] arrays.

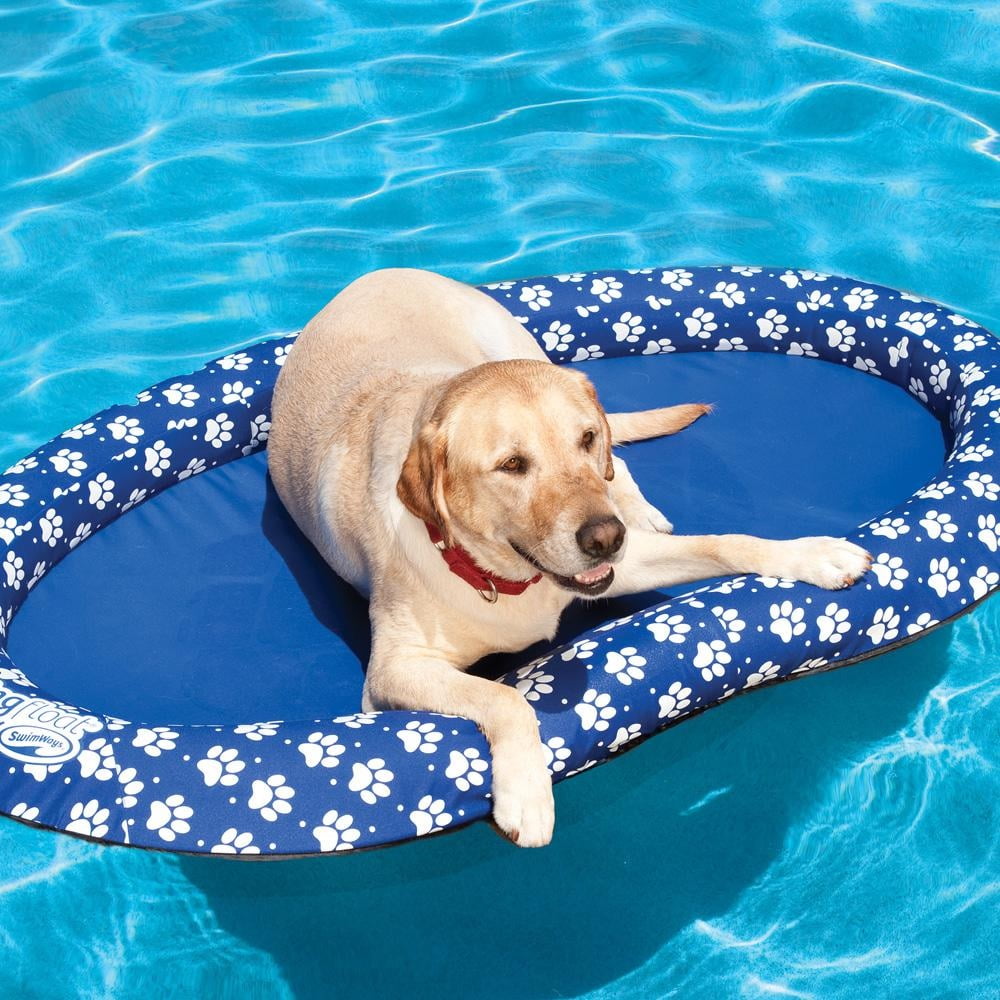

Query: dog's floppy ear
[[578, 376, 615, 481], [397, 421, 454, 544]]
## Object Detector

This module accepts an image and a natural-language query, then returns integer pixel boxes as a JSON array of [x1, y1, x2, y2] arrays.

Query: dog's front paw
[[772, 536, 872, 590], [621, 497, 673, 535], [490, 752, 555, 848]]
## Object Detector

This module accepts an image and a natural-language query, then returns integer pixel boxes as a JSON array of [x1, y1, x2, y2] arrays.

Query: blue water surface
[[1, 1, 998, 997]]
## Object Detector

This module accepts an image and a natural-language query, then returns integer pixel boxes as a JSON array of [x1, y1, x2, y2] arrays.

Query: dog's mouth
[[510, 542, 615, 596]]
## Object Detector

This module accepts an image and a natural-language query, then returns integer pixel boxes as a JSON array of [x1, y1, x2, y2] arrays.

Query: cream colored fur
[[268, 268, 872, 847]]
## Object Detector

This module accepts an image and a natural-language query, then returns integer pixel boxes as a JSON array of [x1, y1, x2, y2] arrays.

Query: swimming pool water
[[1, 1, 998, 997]]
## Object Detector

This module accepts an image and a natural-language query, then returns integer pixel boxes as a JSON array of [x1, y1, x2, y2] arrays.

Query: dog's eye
[[498, 456, 526, 473], [581, 430, 596, 450]]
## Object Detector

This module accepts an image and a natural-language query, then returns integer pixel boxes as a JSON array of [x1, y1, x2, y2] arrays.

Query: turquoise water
[[2, 1, 998, 996]]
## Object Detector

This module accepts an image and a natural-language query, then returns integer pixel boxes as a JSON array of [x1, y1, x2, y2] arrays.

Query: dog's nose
[[576, 516, 625, 558]]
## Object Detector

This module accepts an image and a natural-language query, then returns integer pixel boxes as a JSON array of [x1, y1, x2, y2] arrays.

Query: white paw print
[[410, 795, 452, 836], [87, 472, 115, 509], [928, 361, 950, 393], [562, 638, 599, 661], [348, 758, 394, 804], [717, 337, 747, 352], [954, 331, 988, 352], [915, 479, 955, 500], [826, 319, 856, 352], [908, 377, 928, 403], [205, 413, 235, 449], [115, 767, 143, 809], [796, 290, 832, 313], [77, 737, 116, 780], [106, 415, 144, 444], [870, 553, 909, 590], [711, 606, 745, 642], [646, 612, 691, 643], [61, 421, 96, 440], [515, 663, 556, 702], [132, 726, 178, 756], [0, 483, 29, 507], [643, 295, 673, 311], [249, 774, 295, 821], [896, 311, 937, 336], [693, 639, 730, 682], [575, 689, 616, 731], [972, 385, 1000, 408], [10, 802, 40, 822], [554, 272, 586, 283], [756, 308, 788, 340], [590, 276, 622, 303], [888, 337, 909, 368], [68, 522, 92, 550], [869, 516, 910, 539], [683, 307, 717, 339], [222, 381, 254, 405], [955, 443, 993, 464], [177, 457, 208, 481], [217, 351, 252, 371], [613, 312, 645, 343], [242, 413, 271, 456], [121, 488, 147, 512], [3, 552, 24, 590], [274, 343, 292, 366], [332, 712, 378, 728], [854, 357, 880, 376], [978, 513, 1000, 552], [313, 810, 360, 852], [970, 565, 1000, 601], [143, 440, 172, 477], [574, 303, 600, 319], [709, 281, 745, 308], [608, 723, 643, 752], [146, 794, 194, 842], [744, 660, 781, 688], [445, 747, 488, 790], [541, 321, 574, 353], [657, 680, 692, 720], [843, 287, 878, 312], [396, 720, 442, 754], [919, 510, 957, 541], [604, 646, 646, 685], [211, 828, 260, 855], [769, 601, 806, 643], [49, 448, 86, 477], [786, 342, 819, 358], [39, 509, 64, 547], [298, 731, 347, 766], [731, 265, 762, 277], [197, 745, 245, 786], [866, 607, 900, 644], [965, 472, 1000, 500], [927, 557, 960, 598], [542, 736, 572, 773], [660, 269, 693, 291], [162, 382, 199, 407], [758, 575, 795, 589], [519, 284, 551, 311], [642, 338, 675, 355], [816, 603, 851, 642], [571, 344, 604, 363], [66, 799, 110, 840], [905, 611, 939, 636]]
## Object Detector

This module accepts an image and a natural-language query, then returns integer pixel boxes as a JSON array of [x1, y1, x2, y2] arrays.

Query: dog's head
[[397, 359, 623, 595]]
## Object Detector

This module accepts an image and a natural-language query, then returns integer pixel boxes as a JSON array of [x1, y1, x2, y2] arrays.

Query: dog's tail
[[608, 403, 712, 445]]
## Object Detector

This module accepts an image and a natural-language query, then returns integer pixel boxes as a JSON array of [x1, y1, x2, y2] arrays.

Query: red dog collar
[[425, 522, 542, 602]]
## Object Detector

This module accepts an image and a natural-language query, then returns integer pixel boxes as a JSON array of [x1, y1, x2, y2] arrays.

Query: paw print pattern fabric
[[0, 267, 997, 854]]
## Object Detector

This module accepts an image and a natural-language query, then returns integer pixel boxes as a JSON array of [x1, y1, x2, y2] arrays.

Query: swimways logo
[[0, 684, 102, 765]]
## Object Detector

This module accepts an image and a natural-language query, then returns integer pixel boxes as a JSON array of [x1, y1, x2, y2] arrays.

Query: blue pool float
[[1, 266, 997, 855]]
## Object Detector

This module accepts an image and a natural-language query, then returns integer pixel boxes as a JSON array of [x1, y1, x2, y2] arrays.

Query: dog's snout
[[576, 515, 625, 558]]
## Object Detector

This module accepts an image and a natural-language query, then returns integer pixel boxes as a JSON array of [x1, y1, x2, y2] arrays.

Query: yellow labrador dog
[[268, 268, 871, 847]]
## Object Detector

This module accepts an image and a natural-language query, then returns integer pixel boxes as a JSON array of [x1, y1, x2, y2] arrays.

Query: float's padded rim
[[0, 265, 997, 856]]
